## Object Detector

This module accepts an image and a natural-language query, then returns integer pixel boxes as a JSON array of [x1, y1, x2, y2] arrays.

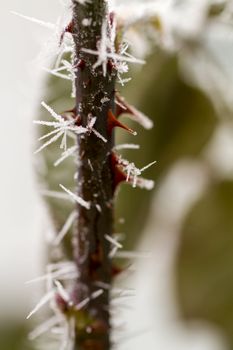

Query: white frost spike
[[43, 68, 72, 81], [92, 128, 107, 143], [11, 11, 55, 29], [75, 0, 92, 4], [54, 145, 78, 167], [82, 18, 144, 82], [41, 101, 64, 122], [54, 280, 70, 303], [115, 251, 152, 259], [105, 234, 123, 249], [96, 204, 101, 212], [53, 211, 77, 245], [34, 102, 87, 154], [87, 115, 107, 143], [114, 144, 140, 151], [39, 127, 63, 141], [26, 264, 78, 284], [83, 48, 145, 65], [75, 289, 104, 310], [60, 317, 75, 350], [26, 291, 54, 319], [137, 178, 155, 191], [28, 315, 61, 340], [105, 234, 123, 258], [92, 20, 109, 77], [88, 159, 94, 171], [60, 130, 68, 150], [75, 297, 90, 310], [88, 116, 97, 130], [140, 160, 157, 172], [41, 190, 72, 201], [33, 120, 65, 127], [91, 289, 104, 299], [59, 184, 91, 210], [34, 130, 64, 154]]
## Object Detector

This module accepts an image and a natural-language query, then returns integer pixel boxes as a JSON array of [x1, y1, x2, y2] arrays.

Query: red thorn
[[111, 153, 127, 191], [62, 107, 76, 115], [74, 59, 85, 70], [112, 265, 124, 276], [55, 293, 69, 313], [107, 110, 137, 136], [60, 108, 81, 126], [107, 60, 115, 73], [60, 20, 74, 46], [74, 115, 81, 126], [109, 12, 115, 27]]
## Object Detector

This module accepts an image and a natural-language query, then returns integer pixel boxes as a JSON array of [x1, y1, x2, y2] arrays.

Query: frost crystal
[[86, 114, 107, 142], [118, 157, 156, 189], [12, 11, 55, 29], [75, 0, 92, 4], [75, 289, 104, 310], [53, 211, 77, 245], [105, 234, 123, 258], [54, 145, 78, 167], [34, 102, 87, 154], [82, 19, 145, 81], [26, 291, 55, 319], [59, 184, 91, 210], [114, 144, 140, 151]]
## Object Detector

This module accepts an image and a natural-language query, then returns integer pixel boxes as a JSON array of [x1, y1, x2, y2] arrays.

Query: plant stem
[[71, 1, 116, 349]]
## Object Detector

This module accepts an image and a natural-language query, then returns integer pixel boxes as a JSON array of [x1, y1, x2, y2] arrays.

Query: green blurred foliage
[[176, 180, 233, 347], [0, 323, 33, 350], [115, 52, 217, 248]]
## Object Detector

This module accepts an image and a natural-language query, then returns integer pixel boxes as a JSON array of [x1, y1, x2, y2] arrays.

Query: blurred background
[[1, 0, 233, 349]]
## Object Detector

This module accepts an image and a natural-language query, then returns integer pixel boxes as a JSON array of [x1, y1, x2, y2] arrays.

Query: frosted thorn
[[54, 280, 72, 306], [74, 59, 85, 70], [60, 20, 74, 45], [116, 94, 153, 130], [114, 154, 156, 190], [107, 110, 137, 136]]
